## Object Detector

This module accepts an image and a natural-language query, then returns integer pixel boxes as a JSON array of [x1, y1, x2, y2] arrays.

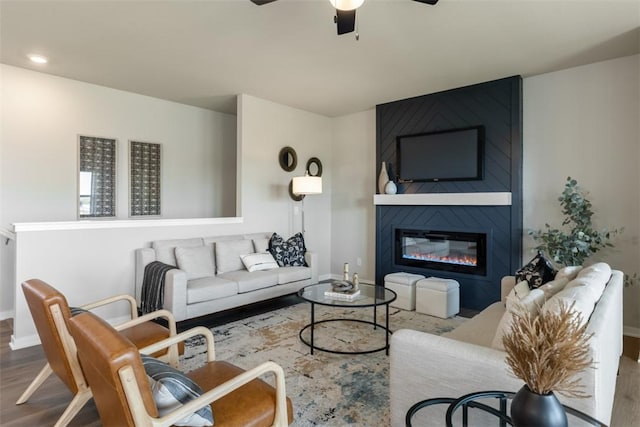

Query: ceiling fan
[[250, 0, 439, 36]]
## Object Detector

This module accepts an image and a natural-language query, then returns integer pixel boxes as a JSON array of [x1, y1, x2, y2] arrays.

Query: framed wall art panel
[[129, 140, 162, 217], [78, 135, 117, 218]]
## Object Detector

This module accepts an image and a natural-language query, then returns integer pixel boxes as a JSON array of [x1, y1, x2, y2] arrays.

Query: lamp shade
[[329, 0, 365, 11], [292, 175, 322, 195]]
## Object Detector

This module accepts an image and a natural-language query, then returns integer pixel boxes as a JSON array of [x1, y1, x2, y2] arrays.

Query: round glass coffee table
[[297, 283, 397, 355]]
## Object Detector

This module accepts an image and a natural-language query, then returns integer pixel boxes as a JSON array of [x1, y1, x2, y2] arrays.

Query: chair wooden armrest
[[139, 326, 215, 362], [80, 294, 139, 319]]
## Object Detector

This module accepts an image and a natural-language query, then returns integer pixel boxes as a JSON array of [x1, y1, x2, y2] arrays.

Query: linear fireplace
[[395, 228, 487, 276]]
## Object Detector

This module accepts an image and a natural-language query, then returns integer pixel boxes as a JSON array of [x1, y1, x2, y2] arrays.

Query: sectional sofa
[[390, 263, 623, 426]]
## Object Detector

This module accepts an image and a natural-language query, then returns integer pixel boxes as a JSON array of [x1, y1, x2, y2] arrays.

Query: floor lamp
[[292, 172, 322, 235]]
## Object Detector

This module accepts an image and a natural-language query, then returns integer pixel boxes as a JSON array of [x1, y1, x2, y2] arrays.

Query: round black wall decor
[[306, 157, 323, 177], [279, 146, 298, 172]]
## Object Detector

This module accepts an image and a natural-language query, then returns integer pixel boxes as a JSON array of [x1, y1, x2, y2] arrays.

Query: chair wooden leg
[[16, 363, 53, 404], [53, 388, 92, 427]]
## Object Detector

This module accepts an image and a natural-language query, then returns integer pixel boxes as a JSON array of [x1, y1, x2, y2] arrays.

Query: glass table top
[[298, 282, 397, 307]]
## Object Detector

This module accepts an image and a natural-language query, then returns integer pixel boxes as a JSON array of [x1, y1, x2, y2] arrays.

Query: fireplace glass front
[[395, 228, 487, 276]]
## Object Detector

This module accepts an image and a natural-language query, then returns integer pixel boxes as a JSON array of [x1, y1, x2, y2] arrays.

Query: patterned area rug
[[180, 302, 465, 426]]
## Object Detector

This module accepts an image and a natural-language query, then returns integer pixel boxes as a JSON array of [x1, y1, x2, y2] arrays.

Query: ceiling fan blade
[[412, 0, 439, 4], [250, 0, 278, 5], [336, 9, 356, 35]]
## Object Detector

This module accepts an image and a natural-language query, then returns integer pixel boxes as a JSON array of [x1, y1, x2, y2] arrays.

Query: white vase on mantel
[[378, 162, 389, 194], [385, 180, 397, 194]]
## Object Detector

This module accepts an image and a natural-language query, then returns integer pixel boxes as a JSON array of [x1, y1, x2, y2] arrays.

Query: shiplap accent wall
[[375, 76, 523, 310]]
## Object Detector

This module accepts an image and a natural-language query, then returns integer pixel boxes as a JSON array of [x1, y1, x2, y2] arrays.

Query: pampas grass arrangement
[[503, 301, 593, 398]]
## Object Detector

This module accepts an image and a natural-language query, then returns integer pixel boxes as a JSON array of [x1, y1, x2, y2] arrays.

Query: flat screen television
[[396, 126, 484, 182]]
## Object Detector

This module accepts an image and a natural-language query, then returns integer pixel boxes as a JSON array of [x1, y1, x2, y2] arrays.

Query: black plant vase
[[511, 385, 568, 427]]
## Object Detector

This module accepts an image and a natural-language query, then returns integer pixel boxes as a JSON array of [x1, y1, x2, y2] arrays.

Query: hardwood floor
[[1, 319, 638, 426]]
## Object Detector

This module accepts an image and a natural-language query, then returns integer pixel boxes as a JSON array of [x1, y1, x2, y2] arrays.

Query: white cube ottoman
[[416, 277, 460, 318], [384, 272, 425, 310]]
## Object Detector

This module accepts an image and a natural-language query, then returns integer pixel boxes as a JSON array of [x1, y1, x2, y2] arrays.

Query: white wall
[[0, 64, 237, 317], [0, 64, 237, 225], [523, 54, 640, 332], [7, 93, 335, 348], [330, 110, 377, 282], [238, 95, 332, 275]]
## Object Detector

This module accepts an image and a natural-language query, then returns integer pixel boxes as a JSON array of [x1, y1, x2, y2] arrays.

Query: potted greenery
[[528, 177, 636, 286], [528, 177, 620, 266]]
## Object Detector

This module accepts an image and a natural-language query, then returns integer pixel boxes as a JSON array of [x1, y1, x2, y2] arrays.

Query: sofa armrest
[[164, 269, 188, 321], [390, 329, 522, 427], [501, 276, 516, 303], [135, 248, 156, 303], [305, 250, 319, 284]]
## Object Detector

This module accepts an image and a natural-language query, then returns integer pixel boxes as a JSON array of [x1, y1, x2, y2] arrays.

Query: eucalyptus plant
[[528, 177, 621, 267]]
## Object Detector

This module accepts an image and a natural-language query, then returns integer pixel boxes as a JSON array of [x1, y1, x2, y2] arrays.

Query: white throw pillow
[[215, 239, 253, 274], [240, 252, 279, 272], [174, 246, 215, 280], [492, 288, 545, 351], [504, 281, 532, 311]]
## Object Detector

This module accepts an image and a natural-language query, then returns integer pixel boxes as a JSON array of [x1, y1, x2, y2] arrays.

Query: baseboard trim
[[10, 333, 41, 350], [623, 325, 640, 338]]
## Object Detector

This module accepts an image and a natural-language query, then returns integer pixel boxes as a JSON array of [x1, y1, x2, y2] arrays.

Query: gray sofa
[[390, 264, 623, 426], [135, 232, 318, 321]]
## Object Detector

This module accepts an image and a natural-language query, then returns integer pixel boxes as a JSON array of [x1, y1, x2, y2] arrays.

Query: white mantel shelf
[[373, 192, 512, 206]]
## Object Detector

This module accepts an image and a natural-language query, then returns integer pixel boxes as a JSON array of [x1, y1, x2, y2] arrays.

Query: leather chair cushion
[[187, 361, 294, 427], [120, 321, 185, 358]]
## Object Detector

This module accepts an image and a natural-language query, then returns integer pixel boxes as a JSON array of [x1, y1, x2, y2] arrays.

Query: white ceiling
[[1, 0, 638, 117]]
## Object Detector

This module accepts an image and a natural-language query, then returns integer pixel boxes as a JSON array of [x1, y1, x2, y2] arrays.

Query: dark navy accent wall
[[376, 76, 523, 310]]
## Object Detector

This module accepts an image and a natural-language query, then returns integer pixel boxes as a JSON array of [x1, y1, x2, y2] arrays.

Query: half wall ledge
[[373, 193, 512, 206], [12, 217, 243, 233]]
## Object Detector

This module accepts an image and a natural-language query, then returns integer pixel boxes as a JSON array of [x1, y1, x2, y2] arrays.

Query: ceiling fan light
[[329, 0, 365, 11]]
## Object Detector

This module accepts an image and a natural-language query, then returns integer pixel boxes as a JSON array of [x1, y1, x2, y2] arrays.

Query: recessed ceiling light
[[28, 54, 48, 64]]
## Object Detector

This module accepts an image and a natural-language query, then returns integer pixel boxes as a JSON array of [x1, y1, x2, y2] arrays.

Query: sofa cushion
[[491, 288, 546, 351], [555, 265, 583, 282], [153, 238, 203, 266], [140, 354, 213, 426], [537, 277, 569, 300], [443, 301, 505, 348], [564, 262, 611, 301], [515, 251, 557, 289], [240, 252, 279, 272], [541, 285, 598, 328], [218, 270, 279, 293], [175, 245, 215, 280], [187, 277, 238, 304], [215, 239, 253, 274], [278, 266, 311, 284], [252, 238, 270, 253]]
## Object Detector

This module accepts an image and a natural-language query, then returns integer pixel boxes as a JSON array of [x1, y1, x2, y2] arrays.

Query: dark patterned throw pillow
[[268, 232, 307, 267], [515, 251, 557, 289]]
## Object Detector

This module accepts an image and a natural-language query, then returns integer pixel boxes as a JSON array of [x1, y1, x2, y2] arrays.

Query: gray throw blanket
[[140, 261, 176, 314]]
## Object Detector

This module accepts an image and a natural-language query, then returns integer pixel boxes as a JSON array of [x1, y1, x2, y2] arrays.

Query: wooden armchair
[[68, 310, 294, 427], [17, 279, 181, 427]]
